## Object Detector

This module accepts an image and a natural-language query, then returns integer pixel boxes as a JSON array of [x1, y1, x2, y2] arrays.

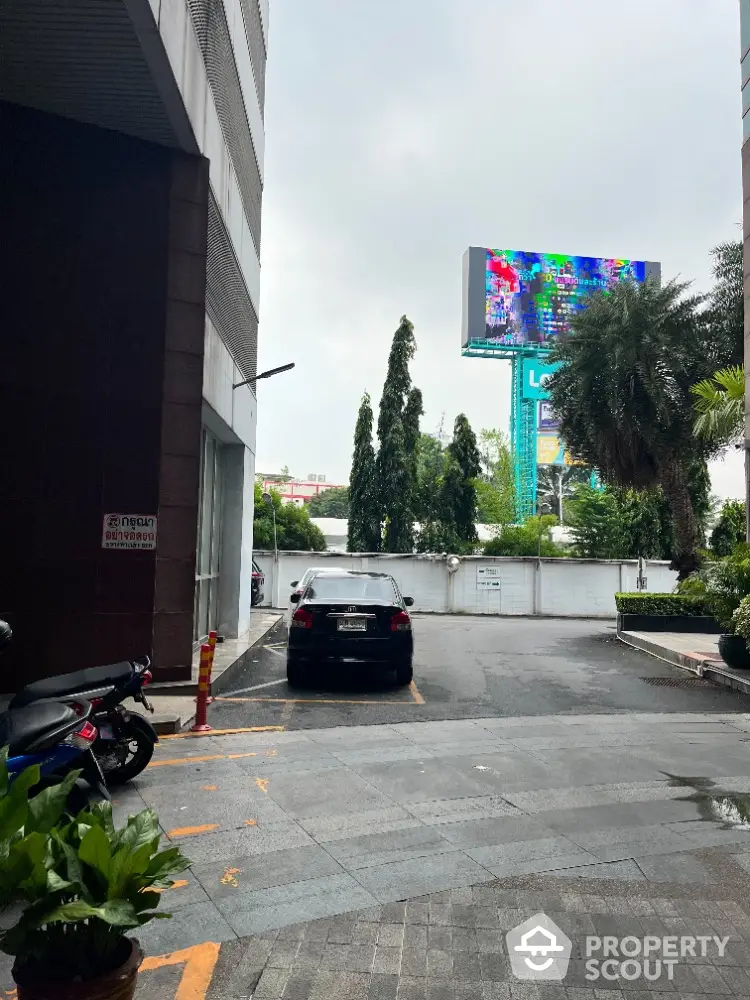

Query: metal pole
[[558, 469, 564, 525], [272, 508, 278, 557]]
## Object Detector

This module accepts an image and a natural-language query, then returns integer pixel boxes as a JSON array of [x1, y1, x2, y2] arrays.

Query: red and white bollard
[[191, 643, 213, 733]]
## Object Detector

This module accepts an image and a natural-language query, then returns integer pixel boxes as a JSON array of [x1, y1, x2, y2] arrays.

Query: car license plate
[[337, 617, 366, 632]]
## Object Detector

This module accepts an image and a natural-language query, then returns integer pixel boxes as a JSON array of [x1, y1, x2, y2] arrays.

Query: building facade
[[743, 0, 750, 534], [0, 0, 267, 682], [260, 476, 348, 507]]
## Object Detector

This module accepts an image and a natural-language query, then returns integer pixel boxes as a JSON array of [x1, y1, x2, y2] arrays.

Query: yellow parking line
[[409, 680, 425, 705], [141, 941, 221, 1000], [148, 752, 258, 768], [214, 696, 414, 706], [160, 726, 285, 740]]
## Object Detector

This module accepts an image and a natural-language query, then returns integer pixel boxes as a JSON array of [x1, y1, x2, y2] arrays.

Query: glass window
[[194, 428, 224, 641], [305, 575, 397, 602]]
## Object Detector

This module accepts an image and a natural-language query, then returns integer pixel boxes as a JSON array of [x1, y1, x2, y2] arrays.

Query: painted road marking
[[215, 696, 415, 706], [265, 642, 288, 650], [141, 941, 221, 1000], [152, 880, 189, 893], [167, 823, 219, 837], [222, 677, 288, 696], [409, 680, 425, 704], [161, 726, 285, 740], [255, 777, 269, 793], [148, 752, 259, 768], [244, 818, 257, 826]]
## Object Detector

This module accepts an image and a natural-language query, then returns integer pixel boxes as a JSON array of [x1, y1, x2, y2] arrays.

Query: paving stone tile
[[353, 922, 380, 945], [373, 946, 403, 975], [452, 950, 483, 980], [634, 853, 716, 884], [549, 860, 647, 882], [370, 973, 400, 1000], [427, 949, 453, 975], [690, 963, 734, 993], [192, 844, 344, 899], [135, 899, 236, 955], [382, 901, 408, 922], [265, 768, 395, 819], [171, 820, 314, 864], [216, 873, 377, 936], [353, 851, 493, 904], [406, 901, 432, 924], [325, 827, 455, 872], [254, 968, 290, 999], [282, 973, 317, 1000], [301, 809, 422, 843], [309, 970, 371, 1000], [401, 947, 428, 976], [424, 979, 456, 1000]]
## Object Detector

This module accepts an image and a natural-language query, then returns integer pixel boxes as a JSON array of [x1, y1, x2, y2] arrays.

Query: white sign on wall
[[477, 566, 501, 590], [101, 513, 158, 550]]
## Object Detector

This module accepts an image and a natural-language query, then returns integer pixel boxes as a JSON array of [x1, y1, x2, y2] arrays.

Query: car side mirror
[[404, 597, 414, 607], [290, 581, 298, 588], [290, 593, 301, 604]]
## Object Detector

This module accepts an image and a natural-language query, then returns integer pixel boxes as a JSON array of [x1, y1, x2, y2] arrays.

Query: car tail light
[[89, 697, 103, 709], [391, 611, 412, 632], [291, 608, 314, 629], [64, 719, 98, 750], [141, 669, 153, 686]]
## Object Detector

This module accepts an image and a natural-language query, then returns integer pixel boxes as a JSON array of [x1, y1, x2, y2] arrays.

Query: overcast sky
[[255, 0, 744, 500]]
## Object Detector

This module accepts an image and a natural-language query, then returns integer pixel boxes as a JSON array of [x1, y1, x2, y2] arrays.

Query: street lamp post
[[233, 362, 295, 391]]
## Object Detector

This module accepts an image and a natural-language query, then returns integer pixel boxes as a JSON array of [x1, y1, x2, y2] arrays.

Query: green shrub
[[483, 515, 565, 557], [704, 542, 750, 632], [614, 593, 712, 617], [732, 596, 750, 649]]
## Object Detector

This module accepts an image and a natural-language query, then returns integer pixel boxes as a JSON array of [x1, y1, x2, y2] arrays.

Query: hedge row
[[614, 593, 712, 617]]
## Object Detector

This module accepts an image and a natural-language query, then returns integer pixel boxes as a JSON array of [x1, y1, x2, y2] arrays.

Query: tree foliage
[[307, 486, 350, 519], [706, 240, 743, 369], [441, 414, 481, 545], [254, 484, 326, 551], [347, 393, 381, 552], [475, 429, 515, 525], [711, 500, 746, 558], [483, 515, 564, 557], [692, 365, 744, 451], [377, 317, 418, 552], [547, 277, 714, 578]]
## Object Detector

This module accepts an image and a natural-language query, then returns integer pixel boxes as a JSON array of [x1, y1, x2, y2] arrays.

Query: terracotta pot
[[718, 634, 750, 670], [13, 939, 143, 1000]]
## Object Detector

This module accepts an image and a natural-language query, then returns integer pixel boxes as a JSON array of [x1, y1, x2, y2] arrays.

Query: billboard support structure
[[461, 247, 660, 522]]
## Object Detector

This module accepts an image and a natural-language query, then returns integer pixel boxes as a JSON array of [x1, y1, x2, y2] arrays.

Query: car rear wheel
[[287, 658, 305, 688], [395, 661, 413, 686]]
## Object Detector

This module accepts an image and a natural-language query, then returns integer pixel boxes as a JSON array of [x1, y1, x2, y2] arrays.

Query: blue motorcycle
[[0, 627, 109, 807]]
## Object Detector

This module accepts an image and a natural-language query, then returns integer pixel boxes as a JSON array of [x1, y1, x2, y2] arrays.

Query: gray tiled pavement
[[101, 711, 750, 996], [7, 712, 750, 996]]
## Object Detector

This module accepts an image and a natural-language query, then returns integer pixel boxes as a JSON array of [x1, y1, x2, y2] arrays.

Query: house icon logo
[[506, 912, 572, 981]]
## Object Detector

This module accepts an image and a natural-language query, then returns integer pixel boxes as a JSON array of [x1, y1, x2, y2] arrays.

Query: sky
[[255, 0, 744, 500]]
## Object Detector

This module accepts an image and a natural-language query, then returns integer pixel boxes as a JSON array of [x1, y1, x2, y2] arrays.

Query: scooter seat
[[0, 702, 80, 755], [10, 662, 133, 708]]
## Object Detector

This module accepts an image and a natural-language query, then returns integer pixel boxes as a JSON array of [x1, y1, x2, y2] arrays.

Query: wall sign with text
[[101, 513, 158, 550]]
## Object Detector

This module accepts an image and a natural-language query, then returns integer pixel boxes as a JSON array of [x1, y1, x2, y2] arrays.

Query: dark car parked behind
[[251, 559, 265, 607], [287, 571, 414, 687]]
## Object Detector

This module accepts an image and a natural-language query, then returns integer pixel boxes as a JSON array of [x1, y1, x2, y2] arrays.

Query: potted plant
[[704, 544, 750, 670], [0, 748, 190, 999], [731, 596, 750, 670]]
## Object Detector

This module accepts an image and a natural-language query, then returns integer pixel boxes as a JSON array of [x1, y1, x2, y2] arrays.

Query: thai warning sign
[[101, 513, 158, 550]]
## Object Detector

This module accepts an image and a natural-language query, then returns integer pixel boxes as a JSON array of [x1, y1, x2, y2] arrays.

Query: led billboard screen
[[461, 248, 660, 349]]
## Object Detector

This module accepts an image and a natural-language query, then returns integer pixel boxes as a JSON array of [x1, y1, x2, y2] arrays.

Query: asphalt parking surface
[[205, 615, 750, 731]]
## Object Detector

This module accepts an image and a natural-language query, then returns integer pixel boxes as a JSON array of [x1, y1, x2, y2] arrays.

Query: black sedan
[[286, 571, 414, 687]]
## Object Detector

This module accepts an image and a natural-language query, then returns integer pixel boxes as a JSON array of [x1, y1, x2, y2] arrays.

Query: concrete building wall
[[254, 552, 677, 618]]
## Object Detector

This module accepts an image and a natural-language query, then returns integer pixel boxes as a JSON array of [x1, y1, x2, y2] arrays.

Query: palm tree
[[692, 365, 744, 449], [547, 277, 713, 578]]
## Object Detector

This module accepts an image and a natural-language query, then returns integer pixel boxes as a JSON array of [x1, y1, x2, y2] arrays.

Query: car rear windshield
[[305, 575, 397, 602]]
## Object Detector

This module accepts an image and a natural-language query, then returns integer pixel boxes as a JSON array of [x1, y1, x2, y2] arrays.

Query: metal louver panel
[[238, 0, 266, 110], [206, 193, 258, 382], [186, 0, 263, 250], [0, 0, 179, 148]]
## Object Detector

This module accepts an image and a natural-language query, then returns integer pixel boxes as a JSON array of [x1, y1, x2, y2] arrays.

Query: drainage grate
[[640, 676, 716, 688]]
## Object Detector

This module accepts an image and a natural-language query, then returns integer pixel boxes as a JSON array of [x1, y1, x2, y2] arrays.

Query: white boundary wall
[[253, 552, 677, 618]]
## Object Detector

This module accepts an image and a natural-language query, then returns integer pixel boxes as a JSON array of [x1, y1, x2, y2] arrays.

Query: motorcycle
[[2, 698, 109, 810], [4, 621, 159, 786]]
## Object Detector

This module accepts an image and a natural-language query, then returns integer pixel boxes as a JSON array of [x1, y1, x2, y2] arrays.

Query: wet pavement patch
[[665, 773, 750, 829]]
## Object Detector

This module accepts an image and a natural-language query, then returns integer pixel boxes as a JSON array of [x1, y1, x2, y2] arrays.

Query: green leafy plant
[[0, 748, 190, 984], [484, 515, 564, 557], [614, 593, 712, 617], [732, 596, 750, 650], [703, 544, 750, 633]]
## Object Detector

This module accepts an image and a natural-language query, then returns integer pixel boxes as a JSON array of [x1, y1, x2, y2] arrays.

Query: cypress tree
[[443, 414, 481, 545], [347, 392, 381, 552]]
